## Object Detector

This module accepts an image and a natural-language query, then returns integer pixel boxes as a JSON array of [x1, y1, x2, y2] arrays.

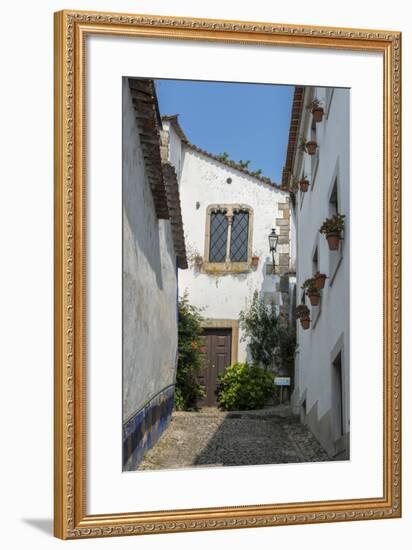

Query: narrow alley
[[140, 405, 329, 470]]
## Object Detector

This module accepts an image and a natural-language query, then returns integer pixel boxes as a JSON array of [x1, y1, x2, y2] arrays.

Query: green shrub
[[239, 290, 283, 370], [217, 362, 274, 411], [175, 293, 206, 411]]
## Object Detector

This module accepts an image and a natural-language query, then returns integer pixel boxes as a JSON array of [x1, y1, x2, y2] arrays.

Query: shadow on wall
[[124, 193, 164, 291]]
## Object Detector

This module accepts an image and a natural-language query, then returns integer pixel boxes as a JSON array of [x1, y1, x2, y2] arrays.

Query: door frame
[[202, 318, 239, 365]]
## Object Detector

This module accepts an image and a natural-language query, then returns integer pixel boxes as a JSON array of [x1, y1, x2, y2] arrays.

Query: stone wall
[[122, 79, 179, 470], [275, 200, 291, 320]]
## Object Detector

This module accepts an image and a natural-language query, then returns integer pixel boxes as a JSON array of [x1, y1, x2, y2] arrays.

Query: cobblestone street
[[139, 405, 329, 470]]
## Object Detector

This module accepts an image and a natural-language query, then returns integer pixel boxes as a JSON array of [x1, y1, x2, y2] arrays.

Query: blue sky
[[155, 79, 294, 184]]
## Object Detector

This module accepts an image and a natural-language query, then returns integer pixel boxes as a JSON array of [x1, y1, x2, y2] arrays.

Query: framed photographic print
[[54, 9, 402, 539]]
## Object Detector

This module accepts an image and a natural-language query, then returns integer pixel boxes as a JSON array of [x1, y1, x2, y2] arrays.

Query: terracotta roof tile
[[129, 78, 169, 219], [162, 162, 188, 269], [128, 78, 187, 268], [281, 86, 305, 189]]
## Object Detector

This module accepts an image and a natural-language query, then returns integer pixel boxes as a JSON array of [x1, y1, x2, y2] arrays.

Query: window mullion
[[225, 213, 233, 262]]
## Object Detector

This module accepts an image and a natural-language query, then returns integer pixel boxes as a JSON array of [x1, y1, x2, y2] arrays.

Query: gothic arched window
[[205, 205, 253, 270]]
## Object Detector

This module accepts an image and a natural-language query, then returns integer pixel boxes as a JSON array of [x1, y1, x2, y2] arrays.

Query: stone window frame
[[203, 204, 254, 273], [330, 333, 349, 457], [327, 158, 344, 286], [310, 149, 320, 192], [202, 318, 239, 364], [325, 87, 335, 120], [299, 165, 306, 210]]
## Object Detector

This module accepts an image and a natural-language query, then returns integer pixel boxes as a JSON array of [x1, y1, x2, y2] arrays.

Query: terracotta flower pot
[[305, 141, 318, 155], [251, 256, 259, 267], [312, 107, 324, 123], [299, 179, 309, 192], [326, 232, 341, 250], [314, 273, 327, 289], [300, 317, 310, 330], [308, 292, 321, 306]]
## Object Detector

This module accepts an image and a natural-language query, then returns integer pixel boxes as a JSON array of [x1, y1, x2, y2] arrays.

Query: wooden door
[[198, 328, 232, 407]]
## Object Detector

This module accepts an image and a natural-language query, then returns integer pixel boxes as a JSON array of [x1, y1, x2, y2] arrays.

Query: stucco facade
[[162, 118, 291, 365], [122, 79, 187, 470], [286, 86, 350, 459]]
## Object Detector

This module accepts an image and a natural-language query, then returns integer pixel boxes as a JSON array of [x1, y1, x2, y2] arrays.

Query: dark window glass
[[330, 177, 338, 214], [230, 211, 249, 262], [209, 212, 228, 262]]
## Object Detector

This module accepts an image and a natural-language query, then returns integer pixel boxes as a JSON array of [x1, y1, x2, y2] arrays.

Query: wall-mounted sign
[[274, 376, 291, 386]]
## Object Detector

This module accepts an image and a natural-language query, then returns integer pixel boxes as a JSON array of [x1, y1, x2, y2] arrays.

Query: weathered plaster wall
[[291, 87, 350, 458], [122, 80, 179, 468], [176, 146, 290, 363], [161, 120, 184, 180]]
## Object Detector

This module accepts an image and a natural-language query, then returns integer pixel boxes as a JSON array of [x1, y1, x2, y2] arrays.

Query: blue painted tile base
[[123, 385, 175, 471]]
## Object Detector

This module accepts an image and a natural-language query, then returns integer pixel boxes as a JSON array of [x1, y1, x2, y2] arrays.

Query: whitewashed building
[[284, 86, 350, 459], [122, 79, 187, 470], [161, 115, 292, 406]]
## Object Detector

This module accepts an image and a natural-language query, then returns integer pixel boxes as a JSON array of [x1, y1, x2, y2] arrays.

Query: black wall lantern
[[268, 228, 278, 273]]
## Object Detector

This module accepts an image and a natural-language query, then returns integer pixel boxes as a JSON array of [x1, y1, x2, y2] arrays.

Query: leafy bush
[[175, 293, 206, 411], [217, 362, 274, 411], [239, 290, 283, 370]]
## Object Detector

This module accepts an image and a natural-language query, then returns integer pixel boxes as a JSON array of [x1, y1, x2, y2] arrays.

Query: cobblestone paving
[[139, 405, 329, 470]]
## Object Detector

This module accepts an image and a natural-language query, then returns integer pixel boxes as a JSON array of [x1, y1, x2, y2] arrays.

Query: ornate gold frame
[[54, 9, 401, 540]]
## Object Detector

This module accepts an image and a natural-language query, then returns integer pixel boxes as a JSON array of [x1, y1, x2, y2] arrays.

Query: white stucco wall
[[175, 145, 289, 363], [122, 80, 178, 422], [162, 120, 184, 180], [289, 203, 297, 272], [292, 87, 350, 454]]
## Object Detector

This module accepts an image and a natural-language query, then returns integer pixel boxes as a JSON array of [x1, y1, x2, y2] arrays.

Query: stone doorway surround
[[202, 318, 239, 365]]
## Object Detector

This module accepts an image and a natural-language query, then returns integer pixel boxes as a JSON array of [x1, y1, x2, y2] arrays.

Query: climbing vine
[[175, 292, 206, 410], [239, 290, 296, 373]]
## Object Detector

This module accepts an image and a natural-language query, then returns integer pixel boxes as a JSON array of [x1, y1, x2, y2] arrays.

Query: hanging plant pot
[[305, 141, 318, 155], [326, 232, 341, 251], [314, 273, 327, 289], [251, 256, 259, 268], [320, 214, 345, 251], [312, 106, 324, 123], [307, 291, 321, 306], [296, 304, 310, 330], [299, 178, 310, 192]]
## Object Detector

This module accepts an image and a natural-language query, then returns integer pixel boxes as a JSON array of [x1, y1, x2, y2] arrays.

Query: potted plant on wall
[[319, 213, 345, 250], [314, 271, 328, 289], [296, 304, 310, 330], [301, 278, 321, 306], [251, 254, 260, 268], [300, 138, 318, 156], [290, 177, 299, 194], [309, 98, 324, 123], [193, 254, 203, 268], [299, 175, 310, 193]]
